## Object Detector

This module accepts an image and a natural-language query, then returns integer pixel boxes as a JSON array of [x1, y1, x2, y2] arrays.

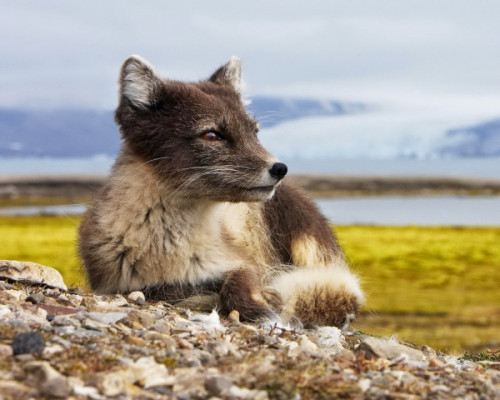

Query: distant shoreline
[[1, 174, 500, 207]]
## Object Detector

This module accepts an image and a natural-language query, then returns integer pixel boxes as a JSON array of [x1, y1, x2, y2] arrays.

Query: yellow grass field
[[1, 216, 499, 353]]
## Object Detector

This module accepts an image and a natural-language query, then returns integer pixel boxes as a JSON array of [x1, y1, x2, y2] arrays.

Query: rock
[[51, 314, 81, 327], [358, 378, 371, 392], [297, 335, 319, 353], [171, 317, 195, 333], [96, 294, 128, 308], [142, 331, 177, 353], [4, 289, 26, 301], [83, 318, 109, 331], [8, 319, 30, 333], [42, 343, 65, 357], [119, 309, 156, 329], [26, 293, 45, 304], [0, 344, 13, 358], [80, 296, 99, 309], [128, 291, 146, 304], [0, 260, 67, 290], [96, 370, 128, 397], [177, 338, 195, 350], [15, 353, 35, 362], [68, 294, 83, 307], [337, 348, 356, 362], [228, 309, 240, 323], [39, 303, 77, 316], [12, 331, 45, 355], [0, 304, 12, 318], [0, 380, 38, 398], [206, 339, 238, 358], [154, 318, 171, 334], [226, 385, 269, 400], [314, 326, 342, 350], [356, 336, 428, 363], [24, 361, 71, 398], [205, 375, 233, 396], [73, 384, 105, 399], [286, 335, 320, 358], [131, 356, 170, 388], [87, 311, 129, 324]]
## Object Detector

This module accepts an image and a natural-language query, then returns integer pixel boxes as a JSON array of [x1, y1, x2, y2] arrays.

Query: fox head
[[115, 55, 288, 202]]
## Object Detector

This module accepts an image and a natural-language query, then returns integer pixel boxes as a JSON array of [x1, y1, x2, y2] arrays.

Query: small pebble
[[228, 310, 240, 323], [135, 297, 146, 306], [0, 344, 14, 359], [26, 293, 45, 304], [205, 376, 232, 396], [68, 287, 84, 296], [128, 291, 146, 304], [12, 331, 45, 355]]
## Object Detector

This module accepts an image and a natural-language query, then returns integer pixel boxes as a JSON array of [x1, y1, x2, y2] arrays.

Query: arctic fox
[[79, 55, 364, 328]]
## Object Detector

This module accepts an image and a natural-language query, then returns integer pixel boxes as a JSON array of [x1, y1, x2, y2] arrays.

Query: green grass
[[336, 226, 500, 353], [1, 216, 499, 353], [0, 216, 85, 288]]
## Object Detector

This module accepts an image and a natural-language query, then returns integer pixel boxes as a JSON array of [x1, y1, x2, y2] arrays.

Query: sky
[[1, 1, 500, 163], [1, 0, 500, 111]]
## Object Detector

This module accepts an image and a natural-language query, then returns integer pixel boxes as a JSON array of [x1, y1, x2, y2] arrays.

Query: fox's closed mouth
[[246, 185, 274, 191]]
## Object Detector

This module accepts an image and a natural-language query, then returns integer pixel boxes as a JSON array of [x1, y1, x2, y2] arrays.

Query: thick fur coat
[[79, 56, 364, 328]]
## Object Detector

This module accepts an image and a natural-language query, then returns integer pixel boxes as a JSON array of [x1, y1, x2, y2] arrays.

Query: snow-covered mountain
[[0, 97, 363, 158], [0, 96, 499, 159]]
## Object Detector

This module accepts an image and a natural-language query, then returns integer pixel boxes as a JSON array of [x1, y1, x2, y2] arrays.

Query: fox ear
[[119, 55, 163, 109], [208, 56, 242, 94]]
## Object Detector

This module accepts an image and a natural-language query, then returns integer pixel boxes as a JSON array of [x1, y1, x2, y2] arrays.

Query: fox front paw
[[219, 286, 275, 322], [219, 269, 281, 322]]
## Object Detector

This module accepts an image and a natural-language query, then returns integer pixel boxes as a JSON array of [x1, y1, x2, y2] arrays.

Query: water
[[286, 157, 500, 179], [316, 196, 500, 226], [2, 197, 499, 226], [0, 204, 86, 216]]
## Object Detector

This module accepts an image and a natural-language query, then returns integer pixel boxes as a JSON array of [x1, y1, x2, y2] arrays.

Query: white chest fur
[[96, 158, 249, 291]]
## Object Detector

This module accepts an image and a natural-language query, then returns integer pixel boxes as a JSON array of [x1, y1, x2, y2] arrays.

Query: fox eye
[[200, 131, 223, 141]]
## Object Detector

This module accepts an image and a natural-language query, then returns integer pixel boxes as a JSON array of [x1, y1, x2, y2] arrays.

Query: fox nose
[[269, 162, 288, 181]]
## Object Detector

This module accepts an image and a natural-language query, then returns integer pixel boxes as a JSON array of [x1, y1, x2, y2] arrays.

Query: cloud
[[1, 0, 500, 108]]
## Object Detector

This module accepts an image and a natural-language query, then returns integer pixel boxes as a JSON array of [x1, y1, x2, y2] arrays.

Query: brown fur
[[79, 55, 364, 327]]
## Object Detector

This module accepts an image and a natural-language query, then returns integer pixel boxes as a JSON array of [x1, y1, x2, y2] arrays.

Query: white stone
[[0, 260, 67, 290], [131, 356, 170, 388], [5, 289, 25, 301], [315, 326, 342, 348], [73, 385, 105, 400], [226, 385, 269, 400], [0, 305, 12, 318], [358, 378, 371, 392], [86, 311, 129, 324], [127, 291, 145, 303], [0, 344, 13, 358], [42, 344, 64, 358], [96, 371, 129, 397]]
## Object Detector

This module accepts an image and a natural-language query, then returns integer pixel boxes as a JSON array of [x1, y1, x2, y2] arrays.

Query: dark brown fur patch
[[263, 182, 342, 265], [293, 287, 360, 329]]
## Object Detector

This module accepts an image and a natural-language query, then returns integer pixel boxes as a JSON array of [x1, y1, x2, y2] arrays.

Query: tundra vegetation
[[1, 215, 499, 353]]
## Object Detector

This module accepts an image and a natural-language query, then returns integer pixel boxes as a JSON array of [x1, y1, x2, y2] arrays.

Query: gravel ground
[[0, 260, 499, 399]]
